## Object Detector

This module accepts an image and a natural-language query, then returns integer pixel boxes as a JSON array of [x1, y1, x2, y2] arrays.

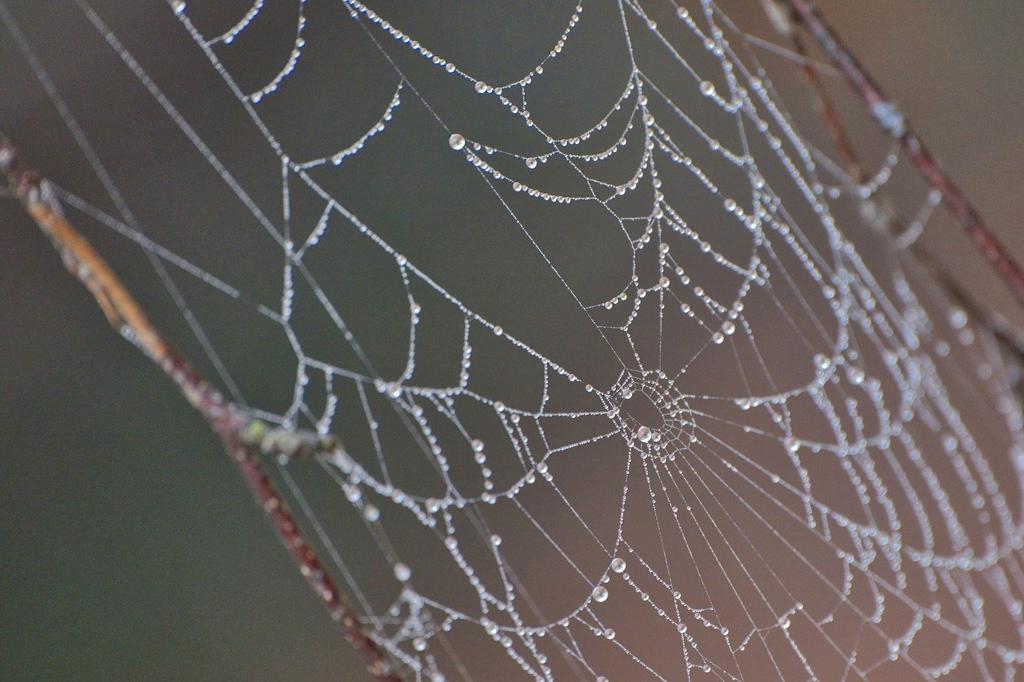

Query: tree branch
[[781, 0, 1024, 308], [759, 0, 1024, 377], [0, 139, 402, 682]]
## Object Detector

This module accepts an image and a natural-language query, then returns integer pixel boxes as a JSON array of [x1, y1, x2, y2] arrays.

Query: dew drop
[[448, 133, 466, 151], [636, 426, 653, 443], [949, 308, 968, 329], [592, 586, 609, 602]]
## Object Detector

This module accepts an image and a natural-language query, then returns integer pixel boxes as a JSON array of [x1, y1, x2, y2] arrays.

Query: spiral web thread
[[8, 0, 1024, 679]]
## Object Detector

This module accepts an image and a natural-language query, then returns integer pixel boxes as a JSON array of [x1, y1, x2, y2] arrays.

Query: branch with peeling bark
[[0, 139, 402, 682]]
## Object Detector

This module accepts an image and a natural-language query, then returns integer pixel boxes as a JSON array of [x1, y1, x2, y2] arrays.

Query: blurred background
[[2, 1, 1024, 680]]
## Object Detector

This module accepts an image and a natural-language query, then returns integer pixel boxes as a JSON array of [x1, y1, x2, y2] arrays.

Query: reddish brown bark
[[1, 139, 402, 682], [783, 0, 1024, 307]]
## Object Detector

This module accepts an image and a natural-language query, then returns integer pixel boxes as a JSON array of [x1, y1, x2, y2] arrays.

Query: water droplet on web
[[525, 157, 537, 169], [448, 133, 466, 150], [636, 426, 653, 443], [394, 562, 411, 581], [592, 585, 609, 602], [474, 80, 488, 94], [611, 557, 626, 573], [949, 307, 968, 329]]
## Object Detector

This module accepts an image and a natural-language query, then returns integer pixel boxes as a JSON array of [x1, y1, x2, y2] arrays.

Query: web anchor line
[[0, 139, 403, 682]]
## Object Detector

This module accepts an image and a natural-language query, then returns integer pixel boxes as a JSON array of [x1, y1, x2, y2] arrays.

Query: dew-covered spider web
[[5, 0, 1024, 679]]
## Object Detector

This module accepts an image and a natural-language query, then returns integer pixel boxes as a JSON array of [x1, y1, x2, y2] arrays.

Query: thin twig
[[760, 0, 1024, 379], [781, 0, 1024, 308], [759, 0, 862, 180], [0, 139, 402, 682]]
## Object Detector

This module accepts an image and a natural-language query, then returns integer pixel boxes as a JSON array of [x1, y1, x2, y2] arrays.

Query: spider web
[[5, 0, 1024, 679]]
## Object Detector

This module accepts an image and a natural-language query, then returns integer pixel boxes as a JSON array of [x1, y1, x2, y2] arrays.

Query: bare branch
[[759, 0, 1024, 379], [760, 0, 862, 180], [781, 0, 1024, 308], [0, 139, 403, 682]]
